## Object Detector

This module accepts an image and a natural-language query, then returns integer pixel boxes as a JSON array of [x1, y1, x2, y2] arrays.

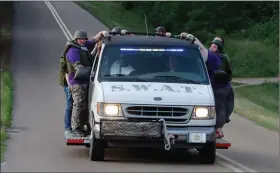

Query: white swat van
[[66, 32, 231, 164]]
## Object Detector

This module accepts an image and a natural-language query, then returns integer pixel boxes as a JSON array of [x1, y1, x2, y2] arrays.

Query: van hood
[[101, 82, 212, 105]]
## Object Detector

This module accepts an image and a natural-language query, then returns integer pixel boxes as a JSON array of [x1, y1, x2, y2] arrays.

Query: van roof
[[103, 35, 199, 48]]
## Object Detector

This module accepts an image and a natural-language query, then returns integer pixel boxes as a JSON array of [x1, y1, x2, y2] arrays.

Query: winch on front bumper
[[94, 119, 216, 150]]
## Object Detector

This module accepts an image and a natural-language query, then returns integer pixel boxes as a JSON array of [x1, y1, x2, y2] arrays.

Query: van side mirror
[[213, 70, 230, 84], [74, 66, 91, 81]]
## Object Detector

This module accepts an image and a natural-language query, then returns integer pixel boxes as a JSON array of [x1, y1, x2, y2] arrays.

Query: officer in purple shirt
[[211, 37, 234, 124], [185, 33, 230, 138], [65, 30, 108, 137], [207, 50, 229, 138]]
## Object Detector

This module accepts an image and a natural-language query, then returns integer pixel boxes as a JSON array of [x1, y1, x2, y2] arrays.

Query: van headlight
[[192, 106, 215, 119], [97, 103, 123, 116]]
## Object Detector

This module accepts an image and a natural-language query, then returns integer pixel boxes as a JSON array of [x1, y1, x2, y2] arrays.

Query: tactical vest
[[59, 48, 68, 86], [216, 52, 232, 81], [59, 40, 93, 85]]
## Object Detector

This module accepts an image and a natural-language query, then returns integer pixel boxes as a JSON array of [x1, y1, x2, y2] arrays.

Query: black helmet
[[210, 39, 224, 52], [73, 30, 88, 40], [155, 26, 166, 33], [111, 27, 121, 34]]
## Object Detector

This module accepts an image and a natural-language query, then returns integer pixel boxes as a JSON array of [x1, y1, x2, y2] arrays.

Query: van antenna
[[144, 14, 148, 37]]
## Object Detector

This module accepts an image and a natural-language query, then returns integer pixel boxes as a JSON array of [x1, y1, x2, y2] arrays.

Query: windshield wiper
[[103, 74, 126, 77], [103, 74, 149, 82], [153, 75, 201, 84]]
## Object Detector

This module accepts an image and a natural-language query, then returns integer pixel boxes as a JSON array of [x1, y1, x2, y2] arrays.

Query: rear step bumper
[[65, 136, 231, 149], [216, 138, 231, 149], [65, 136, 90, 145]]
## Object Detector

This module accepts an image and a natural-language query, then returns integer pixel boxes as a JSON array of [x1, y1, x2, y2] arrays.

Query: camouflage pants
[[70, 84, 88, 131]]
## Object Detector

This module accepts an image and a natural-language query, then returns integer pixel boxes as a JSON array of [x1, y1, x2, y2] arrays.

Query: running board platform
[[216, 138, 231, 149], [65, 136, 231, 149], [65, 136, 90, 145]]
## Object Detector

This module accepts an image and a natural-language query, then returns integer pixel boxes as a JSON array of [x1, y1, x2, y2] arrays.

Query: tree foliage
[[122, 1, 279, 45]]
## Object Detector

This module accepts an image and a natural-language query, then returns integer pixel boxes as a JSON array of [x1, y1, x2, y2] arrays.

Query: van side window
[[92, 43, 104, 72], [90, 45, 99, 75], [92, 54, 99, 72], [90, 44, 98, 61]]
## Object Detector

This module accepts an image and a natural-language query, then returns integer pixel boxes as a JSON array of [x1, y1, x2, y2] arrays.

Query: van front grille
[[126, 106, 188, 117]]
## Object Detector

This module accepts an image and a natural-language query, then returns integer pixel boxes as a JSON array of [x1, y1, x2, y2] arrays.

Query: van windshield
[[98, 45, 209, 84]]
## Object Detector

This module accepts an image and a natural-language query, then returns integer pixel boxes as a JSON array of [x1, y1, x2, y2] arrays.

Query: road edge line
[[217, 152, 257, 172], [47, 1, 73, 40], [44, 1, 71, 41], [216, 158, 244, 173]]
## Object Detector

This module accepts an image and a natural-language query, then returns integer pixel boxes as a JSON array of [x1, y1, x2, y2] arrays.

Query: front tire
[[89, 131, 106, 161], [199, 141, 216, 164]]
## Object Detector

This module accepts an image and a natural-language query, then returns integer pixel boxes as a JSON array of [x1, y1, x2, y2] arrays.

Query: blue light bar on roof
[[120, 48, 184, 52]]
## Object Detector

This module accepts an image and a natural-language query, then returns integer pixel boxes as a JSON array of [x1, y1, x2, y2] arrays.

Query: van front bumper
[[93, 119, 215, 149]]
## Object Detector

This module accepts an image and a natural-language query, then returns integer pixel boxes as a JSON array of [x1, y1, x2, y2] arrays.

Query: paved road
[[2, 1, 279, 172]]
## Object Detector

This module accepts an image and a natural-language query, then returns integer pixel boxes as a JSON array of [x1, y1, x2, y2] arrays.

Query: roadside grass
[[0, 128, 8, 162], [0, 71, 13, 128], [76, 1, 279, 130], [0, 1, 14, 163], [75, 1, 154, 32], [0, 45, 13, 164], [233, 82, 279, 131], [224, 39, 278, 78]]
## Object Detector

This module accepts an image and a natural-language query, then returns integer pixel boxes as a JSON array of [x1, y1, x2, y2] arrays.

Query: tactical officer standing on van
[[154, 26, 166, 36], [154, 26, 172, 37], [208, 38, 233, 138], [64, 29, 108, 137], [211, 37, 234, 124], [59, 47, 73, 135], [110, 26, 134, 36], [184, 33, 232, 138], [111, 27, 122, 35]]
